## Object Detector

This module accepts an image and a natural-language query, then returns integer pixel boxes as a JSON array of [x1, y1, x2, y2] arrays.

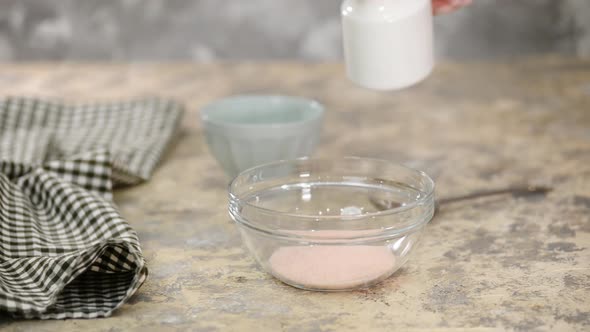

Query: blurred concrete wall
[[0, 0, 589, 61]]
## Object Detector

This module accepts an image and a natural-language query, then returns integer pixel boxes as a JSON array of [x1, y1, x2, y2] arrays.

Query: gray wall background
[[0, 0, 589, 61]]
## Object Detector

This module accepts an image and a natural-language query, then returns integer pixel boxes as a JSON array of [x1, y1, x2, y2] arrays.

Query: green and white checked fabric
[[0, 97, 183, 319]]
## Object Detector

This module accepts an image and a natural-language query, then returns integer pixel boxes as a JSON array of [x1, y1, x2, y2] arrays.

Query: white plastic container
[[342, 0, 434, 90]]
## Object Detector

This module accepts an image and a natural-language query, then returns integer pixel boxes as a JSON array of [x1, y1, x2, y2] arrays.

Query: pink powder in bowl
[[268, 245, 396, 290]]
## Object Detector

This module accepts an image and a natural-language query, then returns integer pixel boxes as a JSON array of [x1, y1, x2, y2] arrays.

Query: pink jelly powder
[[268, 239, 396, 290]]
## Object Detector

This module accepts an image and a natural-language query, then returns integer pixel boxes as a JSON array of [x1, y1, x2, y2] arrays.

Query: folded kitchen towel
[[0, 97, 183, 319]]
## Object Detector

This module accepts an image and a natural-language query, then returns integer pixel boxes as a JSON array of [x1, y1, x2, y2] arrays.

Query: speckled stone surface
[[0, 57, 589, 331], [1, 0, 590, 61]]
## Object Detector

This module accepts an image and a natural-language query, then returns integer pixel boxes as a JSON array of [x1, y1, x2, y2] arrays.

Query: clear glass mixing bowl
[[228, 157, 435, 291]]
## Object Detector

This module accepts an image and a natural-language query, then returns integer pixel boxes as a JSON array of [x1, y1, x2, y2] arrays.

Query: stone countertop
[[0, 57, 589, 331]]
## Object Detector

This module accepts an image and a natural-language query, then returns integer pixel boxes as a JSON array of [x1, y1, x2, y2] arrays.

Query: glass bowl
[[228, 157, 435, 291]]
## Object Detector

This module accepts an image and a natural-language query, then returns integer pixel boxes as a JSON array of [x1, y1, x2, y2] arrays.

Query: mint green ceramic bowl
[[200, 95, 325, 178]]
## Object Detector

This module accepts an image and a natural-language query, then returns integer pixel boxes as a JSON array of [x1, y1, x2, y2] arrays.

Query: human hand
[[433, 0, 472, 15]]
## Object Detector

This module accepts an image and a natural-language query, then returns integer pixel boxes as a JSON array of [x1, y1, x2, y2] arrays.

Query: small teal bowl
[[200, 95, 325, 178]]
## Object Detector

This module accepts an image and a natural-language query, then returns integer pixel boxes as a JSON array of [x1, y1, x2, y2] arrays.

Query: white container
[[342, 0, 434, 90]]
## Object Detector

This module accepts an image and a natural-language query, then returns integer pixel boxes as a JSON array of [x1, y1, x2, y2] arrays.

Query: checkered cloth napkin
[[0, 97, 183, 319]]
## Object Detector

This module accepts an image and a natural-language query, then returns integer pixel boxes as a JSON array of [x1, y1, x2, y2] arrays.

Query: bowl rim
[[200, 94, 325, 130], [228, 156, 436, 222]]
